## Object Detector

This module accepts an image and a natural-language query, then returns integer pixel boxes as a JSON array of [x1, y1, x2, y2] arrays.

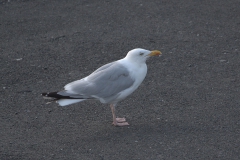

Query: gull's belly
[[114, 64, 147, 103]]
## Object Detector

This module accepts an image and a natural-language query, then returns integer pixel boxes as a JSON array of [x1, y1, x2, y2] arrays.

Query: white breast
[[113, 59, 148, 103]]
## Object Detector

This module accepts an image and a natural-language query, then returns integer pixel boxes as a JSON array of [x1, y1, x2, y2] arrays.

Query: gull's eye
[[139, 53, 144, 56]]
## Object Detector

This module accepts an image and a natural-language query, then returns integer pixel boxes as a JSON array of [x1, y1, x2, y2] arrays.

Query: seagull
[[42, 48, 162, 126]]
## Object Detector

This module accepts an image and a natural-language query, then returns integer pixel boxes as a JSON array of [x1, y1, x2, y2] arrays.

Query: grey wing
[[64, 62, 135, 101], [91, 61, 115, 74]]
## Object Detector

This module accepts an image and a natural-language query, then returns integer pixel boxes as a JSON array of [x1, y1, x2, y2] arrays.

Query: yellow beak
[[148, 50, 162, 56]]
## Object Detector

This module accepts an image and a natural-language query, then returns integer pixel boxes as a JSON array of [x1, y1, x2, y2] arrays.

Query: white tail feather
[[57, 99, 85, 106]]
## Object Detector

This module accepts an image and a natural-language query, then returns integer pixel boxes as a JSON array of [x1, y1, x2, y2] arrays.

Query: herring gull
[[42, 48, 162, 126]]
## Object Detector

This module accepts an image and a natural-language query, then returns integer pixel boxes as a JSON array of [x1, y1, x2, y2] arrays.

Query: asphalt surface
[[1, 0, 240, 159]]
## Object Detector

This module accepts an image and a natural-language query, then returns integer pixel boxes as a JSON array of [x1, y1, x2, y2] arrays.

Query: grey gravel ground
[[1, 0, 240, 159]]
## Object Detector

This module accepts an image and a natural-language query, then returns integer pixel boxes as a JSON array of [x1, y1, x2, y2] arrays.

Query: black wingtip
[[41, 92, 59, 99], [41, 92, 48, 96], [41, 91, 78, 100]]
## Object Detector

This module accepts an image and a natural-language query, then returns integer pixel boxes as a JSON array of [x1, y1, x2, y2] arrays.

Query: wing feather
[[64, 62, 134, 102]]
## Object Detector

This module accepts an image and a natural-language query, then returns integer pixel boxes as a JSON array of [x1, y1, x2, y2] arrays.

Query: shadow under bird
[[42, 48, 162, 126]]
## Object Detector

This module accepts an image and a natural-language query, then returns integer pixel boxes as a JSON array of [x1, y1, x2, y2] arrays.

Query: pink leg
[[110, 104, 129, 126]]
